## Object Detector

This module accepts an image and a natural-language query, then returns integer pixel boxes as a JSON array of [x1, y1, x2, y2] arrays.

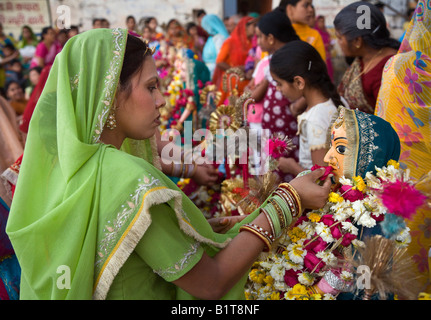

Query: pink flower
[[404, 68, 422, 95], [340, 232, 357, 247], [380, 179, 427, 220], [304, 235, 327, 253], [339, 185, 365, 202], [394, 123, 424, 147], [265, 138, 289, 159], [293, 216, 308, 227], [321, 215, 343, 240], [304, 252, 325, 273], [311, 165, 333, 181], [284, 269, 300, 287]]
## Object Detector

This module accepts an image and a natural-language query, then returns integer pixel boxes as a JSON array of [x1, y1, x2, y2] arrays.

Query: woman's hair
[[257, 9, 299, 43], [119, 35, 154, 95], [333, 1, 400, 50], [186, 22, 197, 35], [270, 40, 343, 107], [278, 0, 301, 11], [40, 26, 52, 41]]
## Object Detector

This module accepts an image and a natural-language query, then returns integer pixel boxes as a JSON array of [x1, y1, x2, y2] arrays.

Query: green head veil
[[330, 107, 401, 179], [6, 28, 231, 300]]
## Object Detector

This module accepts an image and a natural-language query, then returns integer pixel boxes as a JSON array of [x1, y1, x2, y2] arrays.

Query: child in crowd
[[2, 44, 24, 86], [186, 22, 206, 60], [278, 0, 326, 62], [270, 40, 341, 176], [246, 10, 300, 181]]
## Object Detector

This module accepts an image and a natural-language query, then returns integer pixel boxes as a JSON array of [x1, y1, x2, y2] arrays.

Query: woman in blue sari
[[201, 14, 230, 78]]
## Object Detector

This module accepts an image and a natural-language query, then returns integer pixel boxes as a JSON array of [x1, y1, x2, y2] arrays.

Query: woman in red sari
[[214, 16, 256, 104]]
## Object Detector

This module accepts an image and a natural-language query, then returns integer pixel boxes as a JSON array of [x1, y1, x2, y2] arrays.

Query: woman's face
[[256, 26, 271, 53], [271, 72, 303, 102], [316, 17, 325, 30], [7, 82, 24, 101], [324, 123, 348, 182], [115, 57, 165, 140], [29, 69, 40, 85], [148, 18, 158, 31], [22, 27, 32, 40], [44, 28, 56, 42], [287, 0, 314, 25], [142, 27, 152, 40], [126, 18, 136, 31], [335, 30, 356, 57], [245, 21, 256, 38], [168, 21, 181, 37]]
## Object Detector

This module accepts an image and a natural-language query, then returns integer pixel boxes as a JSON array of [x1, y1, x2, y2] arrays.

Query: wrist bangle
[[239, 223, 274, 252], [262, 208, 275, 239], [278, 183, 302, 217], [272, 195, 293, 227], [189, 161, 198, 178], [183, 163, 189, 178], [268, 198, 286, 230], [261, 203, 282, 238]]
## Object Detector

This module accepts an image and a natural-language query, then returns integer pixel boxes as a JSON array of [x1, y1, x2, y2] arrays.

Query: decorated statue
[[245, 107, 428, 300]]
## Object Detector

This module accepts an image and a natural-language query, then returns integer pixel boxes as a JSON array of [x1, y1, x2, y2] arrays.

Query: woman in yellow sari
[[376, 0, 431, 292]]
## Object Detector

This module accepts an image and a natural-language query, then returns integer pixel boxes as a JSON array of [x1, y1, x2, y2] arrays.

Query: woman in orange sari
[[376, 0, 431, 293], [214, 16, 256, 104]]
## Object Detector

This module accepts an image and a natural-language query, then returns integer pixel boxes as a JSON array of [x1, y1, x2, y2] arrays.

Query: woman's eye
[[336, 145, 347, 155]]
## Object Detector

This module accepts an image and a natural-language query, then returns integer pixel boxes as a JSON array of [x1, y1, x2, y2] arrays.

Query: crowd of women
[[0, 0, 429, 301]]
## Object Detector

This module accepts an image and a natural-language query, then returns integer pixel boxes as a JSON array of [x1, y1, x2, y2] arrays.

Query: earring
[[106, 109, 117, 130]]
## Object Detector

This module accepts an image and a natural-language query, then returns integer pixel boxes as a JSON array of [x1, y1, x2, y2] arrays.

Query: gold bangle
[[268, 198, 286, 230], [274, 189, 297, 218], [262, 208, 275, 239], [279, 183, 302, 217], [190, 161, 198, 178], [179, 163, 184, 178], [239, 224, 273, 252], [184, 163, 189, 178]]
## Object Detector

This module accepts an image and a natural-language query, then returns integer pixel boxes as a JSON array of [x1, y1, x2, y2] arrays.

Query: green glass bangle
[[272, 194, 293, 227], [262, 202, 282, 238]]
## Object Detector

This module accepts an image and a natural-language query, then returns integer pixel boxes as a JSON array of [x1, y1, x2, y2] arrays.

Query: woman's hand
[[278, 157, 302, 175], [192, 164, 219, 187], [289, 168, 332, 210], [208, 216, 247, 234]]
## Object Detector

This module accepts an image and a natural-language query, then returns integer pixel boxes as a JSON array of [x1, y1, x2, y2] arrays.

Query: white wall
[[49, 0, 223, 33]]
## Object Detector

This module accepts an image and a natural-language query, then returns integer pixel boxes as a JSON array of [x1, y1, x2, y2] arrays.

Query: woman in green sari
[[6, 28, 331, 300]]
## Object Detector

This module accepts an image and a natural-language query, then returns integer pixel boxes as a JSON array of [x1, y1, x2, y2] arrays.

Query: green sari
[[6, 28, 255, 300]]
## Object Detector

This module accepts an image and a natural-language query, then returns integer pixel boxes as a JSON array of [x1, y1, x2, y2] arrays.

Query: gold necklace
[[352, 48, 384, 83]]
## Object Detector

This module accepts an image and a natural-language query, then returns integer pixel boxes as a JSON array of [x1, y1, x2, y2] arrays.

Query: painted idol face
[[324, 120, 348, 183]]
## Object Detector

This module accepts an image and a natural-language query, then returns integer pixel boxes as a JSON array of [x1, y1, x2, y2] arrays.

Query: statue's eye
[[336, 145, 347, 155]]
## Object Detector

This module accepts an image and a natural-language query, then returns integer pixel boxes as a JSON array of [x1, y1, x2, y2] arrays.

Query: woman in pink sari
[[30, 27, 62, 69]]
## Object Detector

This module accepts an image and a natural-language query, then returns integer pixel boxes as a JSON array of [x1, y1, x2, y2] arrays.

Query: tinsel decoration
[[349, 235, 422, 300]]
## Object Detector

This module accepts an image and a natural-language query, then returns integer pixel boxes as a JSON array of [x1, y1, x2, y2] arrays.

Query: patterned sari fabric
[[376, 0, 431, 291], [338, 57, 391, 114], [6, 29, 251, 300]]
